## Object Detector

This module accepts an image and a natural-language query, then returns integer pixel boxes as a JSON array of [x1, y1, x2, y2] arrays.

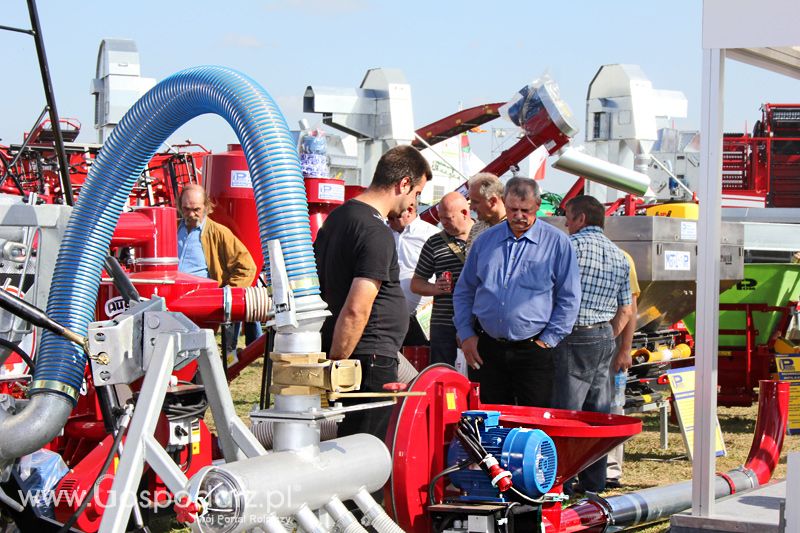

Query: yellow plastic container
[[645, 203, 699, 219]]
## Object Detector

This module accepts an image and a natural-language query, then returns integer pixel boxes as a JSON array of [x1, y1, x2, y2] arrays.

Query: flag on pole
[[460, 132, 471, 177], [530, 145, 549, 180]]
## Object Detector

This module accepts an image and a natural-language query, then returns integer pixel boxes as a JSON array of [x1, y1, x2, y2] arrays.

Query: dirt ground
[[207, 358, 800, 532]]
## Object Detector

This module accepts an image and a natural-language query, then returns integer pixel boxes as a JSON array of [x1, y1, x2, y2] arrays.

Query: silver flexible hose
[[325, 497, 368, 533], [245, 286, 272, 322], [294, 504, 329, 533], [353, 489, 404, 533]]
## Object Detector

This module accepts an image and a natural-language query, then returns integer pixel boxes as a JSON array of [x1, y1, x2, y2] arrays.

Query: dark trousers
[[552, 323, 615, 493], [224, 322, 263, 353], [429, 323, 458, 366], [337, 353, 399, 442], [403, 315, 429, 346], [467, 332, 555, 407]]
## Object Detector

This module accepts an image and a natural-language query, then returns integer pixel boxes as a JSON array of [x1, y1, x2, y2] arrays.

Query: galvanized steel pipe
[[552, 147, 653, 197]]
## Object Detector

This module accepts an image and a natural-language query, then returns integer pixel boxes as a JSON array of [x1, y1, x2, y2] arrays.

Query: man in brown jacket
[[178, 184, 258, 354], [177, 184, 256, 287]]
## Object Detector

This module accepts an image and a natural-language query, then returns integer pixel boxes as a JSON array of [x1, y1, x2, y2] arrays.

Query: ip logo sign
[[230, 170, 252, 188], [779, 357, 797, 372]]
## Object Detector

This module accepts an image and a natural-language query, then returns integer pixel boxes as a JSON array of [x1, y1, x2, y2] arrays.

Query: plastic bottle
[[613, 370, 627, 408]]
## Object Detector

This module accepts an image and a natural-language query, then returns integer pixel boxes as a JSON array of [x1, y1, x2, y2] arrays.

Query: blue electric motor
[[447, 411, 557, 501]]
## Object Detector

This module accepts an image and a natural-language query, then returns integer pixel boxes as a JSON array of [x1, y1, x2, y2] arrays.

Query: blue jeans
[[552, 323, 615, 492]]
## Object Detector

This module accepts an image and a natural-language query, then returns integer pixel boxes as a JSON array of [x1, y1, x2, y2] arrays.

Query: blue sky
[[2, 1, 799, 192]]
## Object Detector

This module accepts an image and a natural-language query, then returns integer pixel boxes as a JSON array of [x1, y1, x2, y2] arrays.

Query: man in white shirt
[[388, 203, 439, 345]]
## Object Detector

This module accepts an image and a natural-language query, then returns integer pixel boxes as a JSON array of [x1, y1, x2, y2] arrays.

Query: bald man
[[411, 192, 474, 365]]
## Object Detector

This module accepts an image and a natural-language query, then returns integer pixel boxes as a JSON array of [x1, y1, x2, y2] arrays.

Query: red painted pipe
[[168, 287, 248, 326], [111, 211, 155, 247], [744, 379, 789, 485], [137, 206, 178, 264], [226, 333, 267, 380]]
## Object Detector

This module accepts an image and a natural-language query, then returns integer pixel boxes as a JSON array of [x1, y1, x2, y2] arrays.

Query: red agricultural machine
[[722, 103, 800, 208], [0, 5, 794, 530]]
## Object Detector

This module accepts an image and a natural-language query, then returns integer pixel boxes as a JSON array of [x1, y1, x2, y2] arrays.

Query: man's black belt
[[572, 321, 610, 330], [475, 322, 539, 348]]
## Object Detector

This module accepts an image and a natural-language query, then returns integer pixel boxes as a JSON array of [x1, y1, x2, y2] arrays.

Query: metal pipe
[[325, 497, 368, 533], [294, 505, 328, 533], [250, 418, 338, 450], [272, 394, 322, 452], [554, 380, 789, 531], [186, 435, 391, 521], [552, 147, 653, 197], [0, 393, 72, 461], [26, 0, 74, 205], [262, 515, 290, 533], [353, 489, 404, 533]]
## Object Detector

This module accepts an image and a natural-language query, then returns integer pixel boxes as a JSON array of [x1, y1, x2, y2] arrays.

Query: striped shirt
[[414, 232, 466, 327], [570, 226, 631, 326]]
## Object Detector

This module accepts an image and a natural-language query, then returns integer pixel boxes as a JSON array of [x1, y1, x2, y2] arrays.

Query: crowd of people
[[178, 144, 639, 497], [314, 146, 639, 496]]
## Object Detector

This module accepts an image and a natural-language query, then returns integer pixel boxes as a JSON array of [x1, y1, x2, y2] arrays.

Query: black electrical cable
[[56, 417, 127, 533], [0, 337, 35, 373], [178, 424, 195, 473], [164, 400, 208, 422], [454, 428, 484, 464], [503, 502, 520, 532], [427, 459, 472, 506]]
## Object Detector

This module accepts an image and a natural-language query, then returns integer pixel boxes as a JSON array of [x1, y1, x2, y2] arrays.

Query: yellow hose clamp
[[30, 380, 79, 401]]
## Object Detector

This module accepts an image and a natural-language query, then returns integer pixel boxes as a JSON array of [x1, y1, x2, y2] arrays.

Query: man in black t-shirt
[[314, 145, 431, 440]]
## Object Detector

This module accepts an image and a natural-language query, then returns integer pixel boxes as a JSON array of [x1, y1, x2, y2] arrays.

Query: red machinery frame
[[717, 301, 796, 406], [722, 103, 800, 207]]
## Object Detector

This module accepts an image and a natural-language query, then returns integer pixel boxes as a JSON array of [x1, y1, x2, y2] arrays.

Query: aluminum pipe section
[[0, 66, 321, 462], [186, 434, 391, 532], [552, 148, 654, 197]]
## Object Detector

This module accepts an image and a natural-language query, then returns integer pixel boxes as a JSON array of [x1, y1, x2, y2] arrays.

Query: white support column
[[692, 47, 725, 517], [786, 453, 800, 531]]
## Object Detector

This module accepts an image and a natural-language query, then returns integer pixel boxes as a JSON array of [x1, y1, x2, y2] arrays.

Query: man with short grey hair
[[466, 172, 506, 252], [453, 177, 580, 407]]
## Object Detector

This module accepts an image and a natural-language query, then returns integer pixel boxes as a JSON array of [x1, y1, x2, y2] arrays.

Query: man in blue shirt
[[555, 194, 632, 495], [453, 177, 580, 407]]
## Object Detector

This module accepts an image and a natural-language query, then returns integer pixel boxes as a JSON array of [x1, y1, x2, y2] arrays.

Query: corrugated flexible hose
[[32, 65, 320, 402]]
